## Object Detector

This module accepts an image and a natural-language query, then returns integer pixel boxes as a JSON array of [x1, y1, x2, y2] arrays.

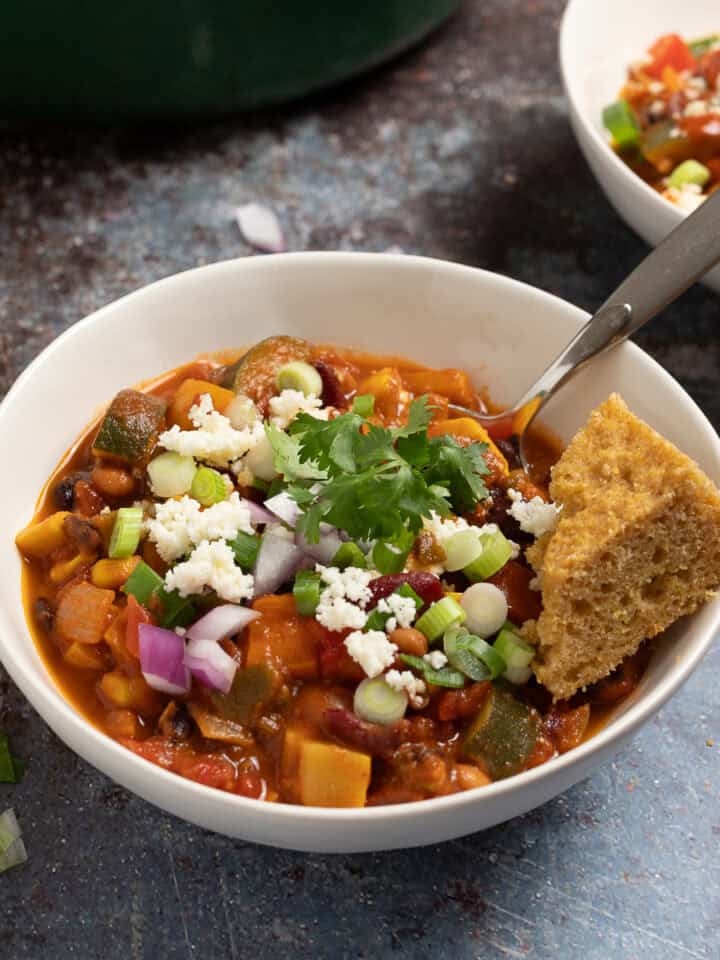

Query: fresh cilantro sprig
[[266, 396, 489, 546]]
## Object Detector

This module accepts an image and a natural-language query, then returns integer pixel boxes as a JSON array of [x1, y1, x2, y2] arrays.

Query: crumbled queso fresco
[[507, 488, 560, 538], [385, 669, 427, 706], [165, 539, 254, 603], [268, 389, 328, 430], [158, 393, 264, 468], [376, 592, 417, 631], [314, 564, 374, 632], [146, 492, 254, 563], [344, 630, 398, 678], [423, 650, 448, 670]]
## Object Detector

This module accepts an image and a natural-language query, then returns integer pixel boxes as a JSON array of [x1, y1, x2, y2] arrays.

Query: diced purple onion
[[234, 203, 285, 253], [295, 525, 343, 564], [138, 623, 191, 696], [264, 491, 301, 528], [253, 531, 305, 596], [186, 604, 260, 644], [240, 498, 277, 527], [184, 637, 238, 694]]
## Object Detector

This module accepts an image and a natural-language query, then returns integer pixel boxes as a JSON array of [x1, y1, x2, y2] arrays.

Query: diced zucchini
[[221, 336, 312, 397], [461, 684, 539, 780], [298, 740, 371, 807], [211, 663, 280, 725], [92, 389, 166, 464]]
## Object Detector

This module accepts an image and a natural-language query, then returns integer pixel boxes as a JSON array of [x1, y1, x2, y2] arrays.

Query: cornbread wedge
[[526, 394, 720, 700]]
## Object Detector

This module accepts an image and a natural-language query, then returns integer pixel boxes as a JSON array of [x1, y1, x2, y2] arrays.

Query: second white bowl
[[560, 0, 720, 293]]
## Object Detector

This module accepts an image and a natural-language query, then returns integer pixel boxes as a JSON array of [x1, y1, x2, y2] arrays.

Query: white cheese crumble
[[423, 650, 448, 670], [146, 492, 254, 563], [507, 488, 560, 538], [164, 539, 254, 603], [684, 99, 708, 117], [384, 669, 427, 707], [268, 389, 328, 429], [344, 630, 398, 678], [316, 597, 368, 632], [158, 393, 264, 468], [314, 564, 377, 632], [423, 511, 470, 544], [377, 593, 417, 631]]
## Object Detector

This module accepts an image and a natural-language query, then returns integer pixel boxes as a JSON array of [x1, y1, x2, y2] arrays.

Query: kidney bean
[[313, 360, 347, 408], [366, 572, 443, 610], [323, 708, 407, 756]]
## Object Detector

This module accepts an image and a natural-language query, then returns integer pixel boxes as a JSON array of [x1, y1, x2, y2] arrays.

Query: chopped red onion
[[186, 604, 259, 644], [253, 531, 305, 596], [264, 491, 301, 528], [138, 623, 191, 696], [234, 203, 285, 253], [296, 525, 343, 564], [184, 637, 238, 694], [240, 498, 276, 527]]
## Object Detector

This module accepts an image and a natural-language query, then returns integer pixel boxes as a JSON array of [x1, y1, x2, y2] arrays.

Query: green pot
[[2, 1, 463, 123]]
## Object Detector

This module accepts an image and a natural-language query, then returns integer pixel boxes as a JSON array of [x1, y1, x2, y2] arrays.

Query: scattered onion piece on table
[[234, 203, 286, 253], [0, 809, 27, 874]]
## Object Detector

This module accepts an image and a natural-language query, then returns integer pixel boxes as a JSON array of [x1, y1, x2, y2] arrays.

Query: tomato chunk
[[487, 560, 541, 623], [645, 34, 696, 78]]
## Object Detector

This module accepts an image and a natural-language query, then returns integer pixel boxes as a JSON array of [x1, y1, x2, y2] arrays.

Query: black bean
[[52, 471, 90, 510], [33, 598, 55, 634]]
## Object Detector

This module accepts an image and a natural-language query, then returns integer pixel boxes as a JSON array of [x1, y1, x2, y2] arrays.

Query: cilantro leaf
[[276, 394, 490, 546], [266, 424, 326, 482]]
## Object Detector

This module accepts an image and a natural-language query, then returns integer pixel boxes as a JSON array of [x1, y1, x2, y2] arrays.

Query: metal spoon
[[451, 188, 720, 472]]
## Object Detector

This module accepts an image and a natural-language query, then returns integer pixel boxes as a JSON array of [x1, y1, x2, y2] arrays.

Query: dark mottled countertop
[[1, 1, 718, 957]]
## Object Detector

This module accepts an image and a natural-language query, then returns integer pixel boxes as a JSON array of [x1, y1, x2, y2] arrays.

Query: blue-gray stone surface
[[1, 1, 717, 957]]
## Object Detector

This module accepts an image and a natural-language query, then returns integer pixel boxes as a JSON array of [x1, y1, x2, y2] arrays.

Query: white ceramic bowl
[[1, 253, 718, 852], [560, 0, 720, 293]]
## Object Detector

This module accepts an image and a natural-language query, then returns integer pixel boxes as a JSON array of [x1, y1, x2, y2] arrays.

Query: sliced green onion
[[147, 451, 197, 498], [332, 541, 367, 570], [352, 394, 375, 417], [465, 635, 506, 679], [0, 809, 27, 875], [494, 623, 535, 685], [689, 34, 719, 57], [372, 537, 412, 575], [191, 467, 229, 507], [399, 653, 466, 688], [443, 627, 491, 683], [158, 588, 197, 630], [0, 735, 22, 784], [293, 570, 322, 616], [230, 531, 261, 572], [396, 582, 423, 610], [667, 159, 711, 190], [108, 506, 144, 560], [353, 676, 408, 724], [444, 529, 483, 572], [122, 560, 164, 605], [602, 99, 641, 149], [276, 361, 323, 397], [460, 582, 508, 638], [365, 608, 390, 632], [415, 595, 466, 642], [463, 530, 513, 582]]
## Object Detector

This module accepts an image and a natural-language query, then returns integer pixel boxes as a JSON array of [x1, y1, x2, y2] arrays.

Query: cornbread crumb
[[528, 394, 720, 700]]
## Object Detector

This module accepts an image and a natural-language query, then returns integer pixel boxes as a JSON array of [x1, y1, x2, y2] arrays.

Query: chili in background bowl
[[560, 0, 720, 293], [0, 252, 718, 852]]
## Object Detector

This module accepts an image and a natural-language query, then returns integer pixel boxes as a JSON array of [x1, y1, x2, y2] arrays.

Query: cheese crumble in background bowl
[[560, 0, 720, 293], [0, 252, 719, 852]]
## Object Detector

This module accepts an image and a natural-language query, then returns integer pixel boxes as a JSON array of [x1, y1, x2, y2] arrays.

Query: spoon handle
[[511, 188, 720, 418], [599, 186, 720, 332]]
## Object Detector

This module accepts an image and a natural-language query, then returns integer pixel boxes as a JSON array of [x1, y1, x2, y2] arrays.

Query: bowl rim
[[1, 250, 719, 828], [559, 0, 688, 225]]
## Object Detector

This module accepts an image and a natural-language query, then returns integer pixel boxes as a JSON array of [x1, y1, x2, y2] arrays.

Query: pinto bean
[[91, 463, 137, 498], [63, 514, 102, 553], [389, 628, 428, 657]]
